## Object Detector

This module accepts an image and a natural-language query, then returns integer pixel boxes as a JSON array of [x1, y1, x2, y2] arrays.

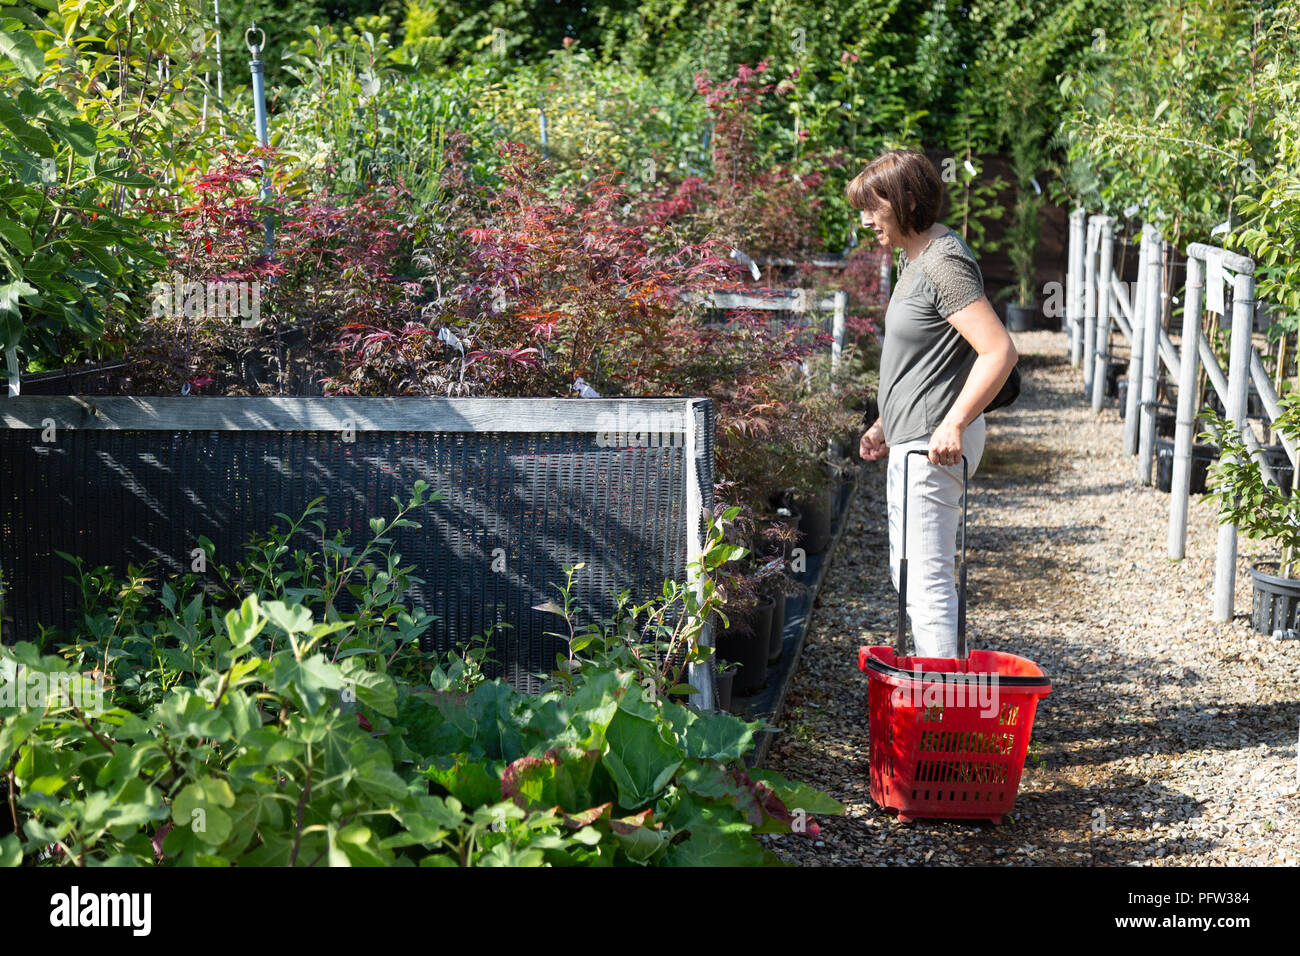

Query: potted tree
[[753, 511, 804, 663], [1001, 149, 1045, 331], [715, 556, 774, 696], [1202, 394, 1300, 634], [993, 53, 1050, 334]]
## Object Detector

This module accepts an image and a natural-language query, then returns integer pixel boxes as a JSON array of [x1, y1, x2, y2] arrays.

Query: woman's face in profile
[[860, 193, 904, 249]]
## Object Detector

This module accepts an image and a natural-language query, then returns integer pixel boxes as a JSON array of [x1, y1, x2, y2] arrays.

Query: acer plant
[[125, 148, 424, 394]]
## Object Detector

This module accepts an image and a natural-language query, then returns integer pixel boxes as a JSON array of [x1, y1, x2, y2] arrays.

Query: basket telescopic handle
[[899, 450, 969, 659]]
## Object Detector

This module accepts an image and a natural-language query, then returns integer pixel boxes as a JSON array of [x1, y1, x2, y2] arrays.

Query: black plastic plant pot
[[1248, 562, 1300, 635], [767, 590, 787, 665], [715, 667, 736, 712], [1104, 359, 1128, 398], [1155, 406, 1177, 439], [1005, 303, 1037, 332], [1153, 436, 1218, 494], [795, 492, 833, 556], [1203, 384, 1265, 420], [717, 596, 775, 696]]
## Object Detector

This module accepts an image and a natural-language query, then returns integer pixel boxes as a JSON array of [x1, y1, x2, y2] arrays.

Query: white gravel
[[765, 329, 1300, 866]]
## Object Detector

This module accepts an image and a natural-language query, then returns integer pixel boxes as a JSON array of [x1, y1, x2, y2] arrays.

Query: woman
[[847, 149, 1018, 659]]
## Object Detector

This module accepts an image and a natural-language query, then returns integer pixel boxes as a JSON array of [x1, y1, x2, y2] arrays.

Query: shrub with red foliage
[[126, 149, 424, 394]]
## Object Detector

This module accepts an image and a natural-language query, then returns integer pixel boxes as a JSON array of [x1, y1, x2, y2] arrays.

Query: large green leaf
[[0, 94, 53, 156], [0, 279, 33, 349], [662, 824, 769, 867], [91, 158, 155, 188], [67, 240, 121, 277], [172, 776, 236, 847], [661, 701, 759, 761], [0, 215, 32, 256], [463, 680, 527, 760], [422, 753, 503, 807], [601, 709, 682, 809], [748, 769, 846, 816], [0, 834, 21, 867], [0, 28, 43, 81], [269, 652, 346, 713], [340, 656, 397, 718]]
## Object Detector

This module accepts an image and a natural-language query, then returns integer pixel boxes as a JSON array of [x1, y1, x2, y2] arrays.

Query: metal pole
[[1138, 228, 1164, 485], [538, 99, 548, 159], [831, 290, 846, 373], [1124, 226, 1151, 455], [247, 23, 273, 257], [1169, 253, 1205, 558], [1091, 216, 1115, 412], [1249, 350, 1299, 467], [684, 403, 715, 711], [214, 0, 224, 106], [1214, 268, 1258, 621], [1067, 209, 1085, 365], [1083, 215, 1100, 395]]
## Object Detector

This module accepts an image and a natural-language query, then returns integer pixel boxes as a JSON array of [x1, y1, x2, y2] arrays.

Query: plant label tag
[[1205, 249, 1225, 314]]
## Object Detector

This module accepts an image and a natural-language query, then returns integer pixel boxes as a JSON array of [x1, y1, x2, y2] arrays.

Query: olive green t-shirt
[[878, 227, 985, 447]]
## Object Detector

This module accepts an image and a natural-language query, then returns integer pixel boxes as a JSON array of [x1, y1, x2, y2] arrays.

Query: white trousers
[[885, 413, 987, 658]]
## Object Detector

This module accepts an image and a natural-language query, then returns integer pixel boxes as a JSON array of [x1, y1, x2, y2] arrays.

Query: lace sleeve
[[923, 248, 984, 318]]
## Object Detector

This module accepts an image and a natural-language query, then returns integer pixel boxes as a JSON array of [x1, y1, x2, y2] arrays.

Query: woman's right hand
[[859, 419, 888, 461]]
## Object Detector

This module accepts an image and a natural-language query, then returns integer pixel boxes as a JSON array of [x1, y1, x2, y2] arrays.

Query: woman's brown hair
[[846, 149, 944, 235]]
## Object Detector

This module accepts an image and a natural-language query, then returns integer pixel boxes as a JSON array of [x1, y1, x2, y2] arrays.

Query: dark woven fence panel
[[1, 420, 703, 693]]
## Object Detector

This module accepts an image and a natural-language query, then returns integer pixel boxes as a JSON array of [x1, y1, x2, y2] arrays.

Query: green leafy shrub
[[0, 488, 840, 866]]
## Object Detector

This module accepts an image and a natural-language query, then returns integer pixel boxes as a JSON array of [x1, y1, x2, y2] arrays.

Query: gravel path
[[765, 329, 1300, 866]]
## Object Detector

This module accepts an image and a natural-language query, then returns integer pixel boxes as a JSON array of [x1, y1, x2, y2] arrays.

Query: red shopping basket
[[858, 450, 1051, 824]]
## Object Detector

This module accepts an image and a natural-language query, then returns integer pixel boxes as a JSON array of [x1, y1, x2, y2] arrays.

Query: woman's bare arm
[[923, 296, 1017, 465]]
